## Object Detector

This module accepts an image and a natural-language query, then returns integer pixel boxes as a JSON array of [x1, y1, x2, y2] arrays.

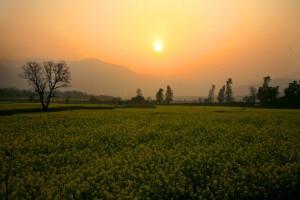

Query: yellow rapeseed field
[[1, 103, 300, 199]]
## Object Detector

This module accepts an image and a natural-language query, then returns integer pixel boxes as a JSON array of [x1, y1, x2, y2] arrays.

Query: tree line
[[202, 76, 299, 108], [6, 60, 300, 111], [202, 78, 234, 104], [130, 85, 174, 105]]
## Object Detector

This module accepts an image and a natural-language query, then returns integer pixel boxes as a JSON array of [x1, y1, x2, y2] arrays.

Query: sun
[[153, 40, 164, 52]]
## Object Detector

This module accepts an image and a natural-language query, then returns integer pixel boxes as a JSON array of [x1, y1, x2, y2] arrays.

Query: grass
[[1, 103, 299, 199]]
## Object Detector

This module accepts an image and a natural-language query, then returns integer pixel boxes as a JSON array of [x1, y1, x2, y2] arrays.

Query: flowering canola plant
[[1, 104, 299, 199]]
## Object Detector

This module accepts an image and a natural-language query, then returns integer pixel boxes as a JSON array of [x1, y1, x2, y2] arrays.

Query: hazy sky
[[0, 0, 299, 78]]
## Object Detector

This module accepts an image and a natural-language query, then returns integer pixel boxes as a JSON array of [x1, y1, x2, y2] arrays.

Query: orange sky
[[0, 0, 299, 77]]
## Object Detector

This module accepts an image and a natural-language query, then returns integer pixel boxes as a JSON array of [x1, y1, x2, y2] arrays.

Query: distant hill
[[0, 58, 163, 98], [0, 58, 298, 99]]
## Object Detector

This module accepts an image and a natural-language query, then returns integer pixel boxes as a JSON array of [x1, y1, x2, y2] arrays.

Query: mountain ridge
[[0, 58, 298, 99]]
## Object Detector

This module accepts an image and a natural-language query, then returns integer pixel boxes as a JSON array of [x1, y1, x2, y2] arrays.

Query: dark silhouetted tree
[[217, 85, 225, 103], [207, 84, 215, 103], [22, 61, 71, 111], [249, 86, 257, 104], [284, 80, 300, 98], [243, 95, 250, 103], [131, 88, 145, 104], [165, 85, 173, 104], [136, 88, 142, 97], [225, 78, 233, 103], [258, 76, 279, 105], [156, 88, 164, 104], [279, 80, 300, 108]]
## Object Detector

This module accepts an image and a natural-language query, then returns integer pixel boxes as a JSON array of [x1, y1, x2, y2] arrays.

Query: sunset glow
[[0, 0, 299, 77], [154, 40, 164, 52]]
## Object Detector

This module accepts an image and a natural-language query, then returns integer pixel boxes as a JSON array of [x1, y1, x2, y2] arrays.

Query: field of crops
[[1, 103, 300, 199]]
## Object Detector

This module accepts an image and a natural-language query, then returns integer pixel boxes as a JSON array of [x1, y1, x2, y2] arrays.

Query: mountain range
[[0, 58, 298, 100]]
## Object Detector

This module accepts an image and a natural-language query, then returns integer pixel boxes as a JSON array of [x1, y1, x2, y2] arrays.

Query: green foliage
[[1, 104, 299, 199]]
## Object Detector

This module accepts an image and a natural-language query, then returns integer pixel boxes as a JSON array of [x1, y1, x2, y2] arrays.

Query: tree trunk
[[45, 88, 54, 112], [39, 94, 47, 111], [42, 104, 47, 111]]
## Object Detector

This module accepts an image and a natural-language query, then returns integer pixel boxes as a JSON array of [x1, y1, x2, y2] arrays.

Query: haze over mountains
[[0, 58, 298, 100]]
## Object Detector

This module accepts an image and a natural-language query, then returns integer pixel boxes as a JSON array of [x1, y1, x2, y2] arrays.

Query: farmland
[[1, 103, 300, 199]]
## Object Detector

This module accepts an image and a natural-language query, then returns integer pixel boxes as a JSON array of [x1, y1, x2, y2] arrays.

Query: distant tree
[[217, 85, 226, 103], [136, 88, 142, 97], [204, 98, 210, 103], [146, 96, 152, 103], [258, 76, 279, 105], [198, 97, 203, 103], [89, 95, 99, 103], [28, 92, 37, 103], [131, 88, 145, 104], [243, 95, 250, 103], [65, 95, 71, 104], [249, 86, 257, 104], [225, 78, 233, 103], [284, 80, 300, 98], [207, 84, 215, 103], [279, 80, 300, 108], [111, 97, 122, 106], [165, 85, 173, 104], [242, 86, 258, 105], [22, 61, 71, 111], [156, 88, 164, 104]]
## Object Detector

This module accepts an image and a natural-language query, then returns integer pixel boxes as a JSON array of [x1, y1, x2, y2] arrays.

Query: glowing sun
[[154, 40, 164, 52]]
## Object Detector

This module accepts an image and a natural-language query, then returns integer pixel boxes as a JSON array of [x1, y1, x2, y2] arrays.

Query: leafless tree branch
[[22, 61, 71, 111]]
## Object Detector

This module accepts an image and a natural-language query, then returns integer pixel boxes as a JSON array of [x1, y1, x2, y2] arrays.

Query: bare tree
[[22, 61, 71, 111]]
